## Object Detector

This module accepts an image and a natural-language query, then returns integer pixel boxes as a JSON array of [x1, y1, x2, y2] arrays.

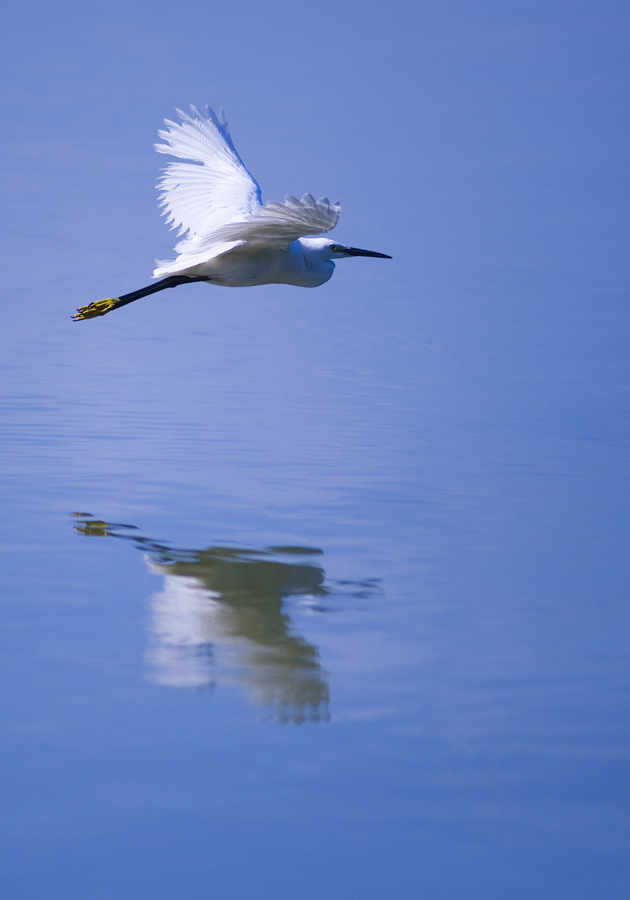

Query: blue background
[[1, 2, 629, 897]]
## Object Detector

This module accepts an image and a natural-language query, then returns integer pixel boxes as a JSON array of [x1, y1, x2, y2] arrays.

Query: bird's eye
[[330, 244, 342, 252]]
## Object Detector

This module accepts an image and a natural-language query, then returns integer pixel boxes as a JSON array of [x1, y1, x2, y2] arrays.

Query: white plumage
[[73, 104, 389, 320], [153, 105, 342, 282]]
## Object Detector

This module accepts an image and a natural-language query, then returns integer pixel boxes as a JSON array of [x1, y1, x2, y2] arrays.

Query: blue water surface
[[1, 2, 629, 898]]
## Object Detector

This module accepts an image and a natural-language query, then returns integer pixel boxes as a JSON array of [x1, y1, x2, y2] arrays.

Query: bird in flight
[[73, 105, 391, 321]]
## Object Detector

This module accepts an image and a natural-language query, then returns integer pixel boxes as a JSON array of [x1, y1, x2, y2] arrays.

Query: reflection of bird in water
[[73, 515, 377, 723], [146, 546, 329, 722], [73, 104, 390, 320]]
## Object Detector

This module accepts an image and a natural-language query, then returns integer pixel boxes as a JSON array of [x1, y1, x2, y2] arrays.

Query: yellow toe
[[72, 298, 119, 321]]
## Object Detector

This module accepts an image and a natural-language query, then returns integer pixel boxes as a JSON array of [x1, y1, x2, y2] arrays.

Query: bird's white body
[[152, 107, 344, 285], [180, 237, 335, 288], [152, 106, 389, 286]]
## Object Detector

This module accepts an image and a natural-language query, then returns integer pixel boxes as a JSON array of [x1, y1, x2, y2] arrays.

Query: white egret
[[73, 105, 391, 321]]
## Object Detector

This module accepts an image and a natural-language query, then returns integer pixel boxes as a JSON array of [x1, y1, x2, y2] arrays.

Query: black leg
[[72, 276, 204, 320]]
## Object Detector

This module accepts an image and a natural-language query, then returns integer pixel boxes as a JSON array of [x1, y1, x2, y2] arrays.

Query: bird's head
[[302, 237, 392, 261]]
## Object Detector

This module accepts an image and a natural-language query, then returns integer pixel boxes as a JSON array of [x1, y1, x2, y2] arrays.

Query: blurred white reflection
[[143, 545, 330, 722], [144, 570, 218, 690], [74, 514, 377, 723]]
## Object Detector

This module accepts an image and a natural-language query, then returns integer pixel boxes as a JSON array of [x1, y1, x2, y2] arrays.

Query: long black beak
[[345, 247, 392, 259]]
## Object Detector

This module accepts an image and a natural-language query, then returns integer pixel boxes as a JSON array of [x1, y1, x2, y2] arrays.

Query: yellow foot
[[72, 297, 119, 321]]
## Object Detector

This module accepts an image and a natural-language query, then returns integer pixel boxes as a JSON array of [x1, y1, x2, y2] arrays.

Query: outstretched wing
[[196, 193, 340, 248], [155, 105, 262, 239]]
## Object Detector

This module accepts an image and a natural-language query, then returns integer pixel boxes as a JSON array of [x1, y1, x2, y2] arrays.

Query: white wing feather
[[153, 106, 341, 277], [155, 104, 261, 238]]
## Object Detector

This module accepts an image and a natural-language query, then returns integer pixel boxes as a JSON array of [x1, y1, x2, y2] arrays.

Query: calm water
[[2, 1, 629, 894], [1, 251, 628, 898]]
